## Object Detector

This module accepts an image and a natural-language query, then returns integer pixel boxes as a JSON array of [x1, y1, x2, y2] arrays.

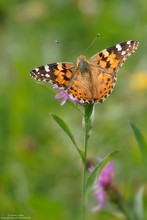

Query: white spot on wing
[[35, 68, 39, 72], [127, 40, 131, 45], [45, 73, 50, 78], [121, 51, 126, 55], [44, 65, 50, 72], [116, 44, 122, 51]]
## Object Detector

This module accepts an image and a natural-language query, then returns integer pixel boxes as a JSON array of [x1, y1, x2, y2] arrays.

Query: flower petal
[[98, 162, 115, 188], [89, 158, 116, 212], [92, 186, 106, 212], [55, 91, 69, 105], [55, 91, 67, 99]]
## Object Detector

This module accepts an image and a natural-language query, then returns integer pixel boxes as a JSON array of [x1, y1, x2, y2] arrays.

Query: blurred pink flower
[[98, 160, 115, 189], [89, 158, 115, 211]]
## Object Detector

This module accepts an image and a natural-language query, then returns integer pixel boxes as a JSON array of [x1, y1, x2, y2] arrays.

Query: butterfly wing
[[88, 40, 139, 102], [30, 62, 76, 89], [90, 40, 139, 73]]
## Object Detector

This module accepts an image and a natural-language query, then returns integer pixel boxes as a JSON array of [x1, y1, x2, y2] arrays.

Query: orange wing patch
[[95, 71, 116, 102], [54, 64, 73, 87]]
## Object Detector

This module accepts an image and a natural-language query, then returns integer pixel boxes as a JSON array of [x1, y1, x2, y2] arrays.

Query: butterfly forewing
[[90, 40, 139, 74], [30, 62, 75, 89]]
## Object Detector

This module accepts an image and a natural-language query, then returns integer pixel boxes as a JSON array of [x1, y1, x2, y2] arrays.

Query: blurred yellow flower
[[130, 71, 147, 91]]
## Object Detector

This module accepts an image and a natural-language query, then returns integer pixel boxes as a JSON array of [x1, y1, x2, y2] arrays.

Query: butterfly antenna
[[84, 34, 100, 53], [55, 40, 60, 45], [55, 39, 72, 50]]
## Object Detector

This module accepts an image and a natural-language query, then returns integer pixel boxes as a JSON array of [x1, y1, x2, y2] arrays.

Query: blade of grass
[[130, 121, 147, 162], [133, 186, 144, 220]]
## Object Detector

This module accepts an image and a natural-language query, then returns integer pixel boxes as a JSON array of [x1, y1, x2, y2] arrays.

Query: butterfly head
[[77, 55, 90, 73]]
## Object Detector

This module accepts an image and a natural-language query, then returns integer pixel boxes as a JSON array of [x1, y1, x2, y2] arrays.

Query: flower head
[[53, 84, 84, 105], [89, 158, 115, 211], [98, 159, 115, 189]]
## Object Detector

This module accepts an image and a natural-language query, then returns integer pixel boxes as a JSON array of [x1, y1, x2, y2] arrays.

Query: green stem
[[81, 134, 88, 220], [81, 103, 95, 220], [82, 124, 89, 220]]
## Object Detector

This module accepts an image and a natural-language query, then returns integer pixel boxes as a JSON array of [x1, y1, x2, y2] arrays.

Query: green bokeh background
[[0, 0, 147, 219]]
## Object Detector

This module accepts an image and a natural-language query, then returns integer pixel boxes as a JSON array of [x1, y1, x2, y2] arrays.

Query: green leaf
[[50, 114, 83, 160], [133, 186, 144, 220], [86, 149, 120, 195], [130, 121, 147, 162]]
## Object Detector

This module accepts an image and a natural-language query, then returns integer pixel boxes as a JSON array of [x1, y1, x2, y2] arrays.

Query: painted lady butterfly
[[30, 40, 139, 104]]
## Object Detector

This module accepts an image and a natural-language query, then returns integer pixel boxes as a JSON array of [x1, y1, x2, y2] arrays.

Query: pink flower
[[53, 84, 84, 105], [92, 185, 106, 211], [89, 158, 115, 211], [98, 160, 115, 189], [55, 91, 70, 106]]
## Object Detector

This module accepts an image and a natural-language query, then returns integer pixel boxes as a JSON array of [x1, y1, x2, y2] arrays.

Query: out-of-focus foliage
[[0, 0, 147, 219]]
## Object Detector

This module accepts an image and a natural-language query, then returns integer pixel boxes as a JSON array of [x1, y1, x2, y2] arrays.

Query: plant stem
[[81, 138, 87, 220], [81, 104, 95, 220], [81, 124, 88, 220]]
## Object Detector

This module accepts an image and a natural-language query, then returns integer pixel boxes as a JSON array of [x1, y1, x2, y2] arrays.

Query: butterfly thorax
[[77, 55, 90, 73]]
